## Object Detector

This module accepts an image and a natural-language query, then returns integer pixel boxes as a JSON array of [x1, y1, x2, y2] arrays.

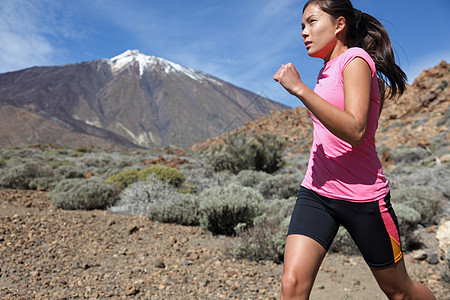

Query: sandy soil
[[0, 188, 448, 299]]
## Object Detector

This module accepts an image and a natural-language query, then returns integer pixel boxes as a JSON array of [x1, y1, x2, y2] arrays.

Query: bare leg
[[370, 258, 436, 300], [280, 234, 327, 300]]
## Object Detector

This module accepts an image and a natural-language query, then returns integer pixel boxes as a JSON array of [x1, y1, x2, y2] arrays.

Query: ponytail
[[303, 0, 407, 109]]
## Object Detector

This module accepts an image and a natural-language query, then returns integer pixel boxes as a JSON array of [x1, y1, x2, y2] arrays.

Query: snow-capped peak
[[108, 50, 221, 84]]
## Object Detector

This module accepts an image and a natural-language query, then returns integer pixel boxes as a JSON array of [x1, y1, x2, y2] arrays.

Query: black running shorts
[[287, 186, 403, 269]]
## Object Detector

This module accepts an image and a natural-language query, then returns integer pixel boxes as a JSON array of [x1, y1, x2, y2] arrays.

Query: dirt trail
[[0, 189, 447, 299]]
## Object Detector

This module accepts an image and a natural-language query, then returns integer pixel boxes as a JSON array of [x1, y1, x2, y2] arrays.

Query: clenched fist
[[273, 63, 305, 96]]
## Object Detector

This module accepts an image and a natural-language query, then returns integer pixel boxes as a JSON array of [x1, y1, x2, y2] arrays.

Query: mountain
[[0, 50, 288, 149], [191, 61, 450, 162]]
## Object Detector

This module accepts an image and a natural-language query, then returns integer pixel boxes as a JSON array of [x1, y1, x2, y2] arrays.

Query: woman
[[273, 0, 436, 299]]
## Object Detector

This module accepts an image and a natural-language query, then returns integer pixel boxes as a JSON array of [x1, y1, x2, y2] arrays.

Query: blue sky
[[0, 0, 449, 108]]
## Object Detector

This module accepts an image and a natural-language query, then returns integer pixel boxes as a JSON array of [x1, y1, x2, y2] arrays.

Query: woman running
[[273, 0, 436, 299]]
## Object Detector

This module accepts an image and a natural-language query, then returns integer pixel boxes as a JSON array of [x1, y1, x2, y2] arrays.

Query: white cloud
[[0, 0, 83, 73]]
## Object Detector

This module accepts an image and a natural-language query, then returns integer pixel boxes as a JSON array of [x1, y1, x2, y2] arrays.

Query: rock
[[154, 258, 165, 269], [436, 217, 450, 262], [125, 284, 140, 296], [316, 284, 325, 290], [127, 225, 139, 235], [413, 250, 427, 261], [440, 154, 450, 163], [427, 253, 439, 265]]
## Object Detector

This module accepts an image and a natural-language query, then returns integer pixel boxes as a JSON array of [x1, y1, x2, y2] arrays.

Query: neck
[[324, 43, 348, 62]]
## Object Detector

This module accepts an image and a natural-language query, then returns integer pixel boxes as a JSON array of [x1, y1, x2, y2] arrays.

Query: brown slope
[[0, 105, 120, 149], [191, 61, 449, 157], [377, 61, 449, 150]]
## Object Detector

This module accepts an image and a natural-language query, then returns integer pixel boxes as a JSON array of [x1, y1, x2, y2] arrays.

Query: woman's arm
[[273, 58, 371, 147]]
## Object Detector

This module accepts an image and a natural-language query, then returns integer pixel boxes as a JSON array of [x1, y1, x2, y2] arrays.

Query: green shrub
[[390, 147, 430, 165], [137, 165, 186, 187], [29, 177, 58, 190], [393, 203, 421, 250], [47, 160, 76, 169], [106, 169, 140, 189], [149, 194, 201, 226], [108, 175, 177, 215], [0, 157, 7, 168], [233, 170, 271, 188], [50, 178, 120, 210], [0, 162, 55, 190], [391, 186, 445, 225], [198, 184, 264, 236], [256, 173, 301, 200], [207, 131, 286, 174], [55, 165, 85, 179], [74, 146, 93, 153], [230, 197, 296, 263], [329, 226, 359, 255], [176, 184, 197, 194], [181, 164, 224, 193]]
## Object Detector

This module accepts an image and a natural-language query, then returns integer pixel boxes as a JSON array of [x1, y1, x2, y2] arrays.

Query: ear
[[335, 16, 347, 35]]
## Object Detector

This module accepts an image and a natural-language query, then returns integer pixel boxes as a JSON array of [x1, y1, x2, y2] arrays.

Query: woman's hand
[[273, 63, 305, 96]]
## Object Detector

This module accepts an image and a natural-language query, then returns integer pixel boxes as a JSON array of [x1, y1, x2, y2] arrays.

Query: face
[[301, 3, 339, 61]]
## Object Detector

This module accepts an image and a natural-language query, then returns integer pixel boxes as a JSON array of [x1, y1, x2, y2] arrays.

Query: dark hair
[[303, 0, 407, 110]]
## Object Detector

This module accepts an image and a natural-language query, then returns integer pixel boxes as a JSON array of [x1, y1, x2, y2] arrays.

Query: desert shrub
[[74, 146, 93, 154], [0, 162, 56, 190], [387, 165, 418, 176], [108, 175, 177, 215], [55, 165, 85, 179], [137, 165, 186, 187], [232, 170, 272, 188], [50, 178, 120, 210], [80, 154, 117, 176], [207, 131, 286, 174], [46, 159, 77, 169], [387, 164, 450, 199], [198, 184, 264, 236], [230, 197, 296, 263], [149, 193, 201, 226], [176, 184, 197, 194], [256, 173, 301, 200], [180, 164, 228, 193], [28, 177, 58, 190], [392, 203, 422, 250], [0, 157, 7, 168], [391, 186, 445, 225], [106, 169, 140, 189], [329, 226, 359, 255], [390, 147, 430, 165]]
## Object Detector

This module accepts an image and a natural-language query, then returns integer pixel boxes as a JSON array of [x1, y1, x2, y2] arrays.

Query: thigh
[[369, 258, 412, 293], [282, 234, 327, 292], [287, 187, 340, 250]]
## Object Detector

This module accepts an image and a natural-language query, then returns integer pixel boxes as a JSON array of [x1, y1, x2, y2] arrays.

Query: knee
[[379, 285, 408, 300], [281, 273, 311, 299]]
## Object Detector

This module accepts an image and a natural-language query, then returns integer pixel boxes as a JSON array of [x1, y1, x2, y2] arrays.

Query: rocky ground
[[0, 188, 448, 299]]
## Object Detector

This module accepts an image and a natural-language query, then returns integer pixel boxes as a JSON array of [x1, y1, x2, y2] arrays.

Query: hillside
[[0, 50, 288, 149], [191, 61, 450, 163]]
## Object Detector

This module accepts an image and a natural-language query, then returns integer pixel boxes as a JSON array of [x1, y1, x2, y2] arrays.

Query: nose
[[301, 27, 309, 40]]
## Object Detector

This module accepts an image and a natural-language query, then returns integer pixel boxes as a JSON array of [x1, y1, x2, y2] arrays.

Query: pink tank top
[[301, 47, 389, 202]]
